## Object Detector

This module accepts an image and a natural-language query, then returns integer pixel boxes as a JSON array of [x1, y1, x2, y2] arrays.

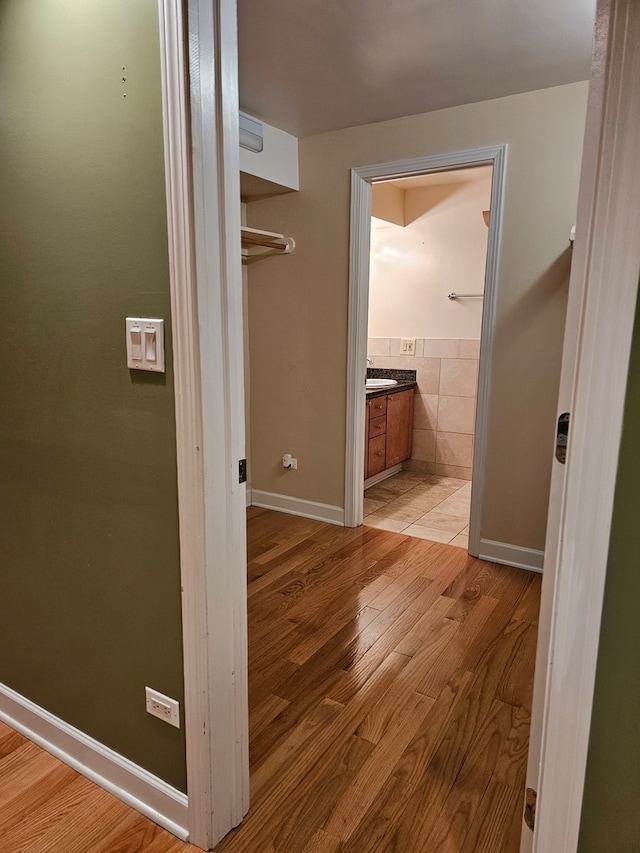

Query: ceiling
[[238, 0, 596, 138]]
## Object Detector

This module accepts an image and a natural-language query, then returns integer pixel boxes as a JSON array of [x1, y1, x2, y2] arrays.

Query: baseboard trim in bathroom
[[364, 463, 403, 491], [245, 488, 252, 508], [250, 490, 345, 526], [478, 538, 544, 573]]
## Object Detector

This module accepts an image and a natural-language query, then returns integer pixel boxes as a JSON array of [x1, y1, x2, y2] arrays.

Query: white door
[[521, 0, 640, 850]]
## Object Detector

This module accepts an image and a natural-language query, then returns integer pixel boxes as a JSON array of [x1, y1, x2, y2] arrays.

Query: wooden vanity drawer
[[369, 415, 386, 437], [368, 396, 387, 419], [368, 435, 387, 477]]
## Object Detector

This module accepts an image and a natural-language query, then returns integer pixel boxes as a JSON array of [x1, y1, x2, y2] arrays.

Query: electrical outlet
[[400, 338, 416, 355], [145, 687, 180, 728]]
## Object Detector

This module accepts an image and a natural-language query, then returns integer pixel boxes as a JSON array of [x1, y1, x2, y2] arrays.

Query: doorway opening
[[363, 165, 492, 547], [344, 146, 507, 559]]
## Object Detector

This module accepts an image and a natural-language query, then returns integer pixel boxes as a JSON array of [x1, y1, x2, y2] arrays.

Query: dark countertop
[[366, 379, 417, 400]]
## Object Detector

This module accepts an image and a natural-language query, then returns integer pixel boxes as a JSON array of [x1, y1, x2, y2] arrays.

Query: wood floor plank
[[0, 758, 77, 836], [459, 778, 524, 853], [393, 669, 476, 787], [0, 774, 129, 853], [493, 704, 531, 789], [0, 725, 27, 759], [250, 697, 344, 799], [413, 595, 500, 698], [249, 692, 290, 740], [322, 689, 434, 841], [494, 619, 539, 711], [286, 604, 382, 666], [301, 829, 342, 853], [340, 774, 418, 853]]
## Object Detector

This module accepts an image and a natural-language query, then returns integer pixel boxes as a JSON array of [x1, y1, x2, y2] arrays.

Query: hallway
[[221, 509, 540, 851]]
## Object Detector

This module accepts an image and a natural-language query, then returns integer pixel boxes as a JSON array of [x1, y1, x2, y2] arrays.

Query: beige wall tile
[[439, 358, 478, 397], [459, 339, 481, 359], [434, 463, 472, 480], [403, 459, 436, 476], [437, 395, 476, 434], [414, 338, 424, 357], [415, 357, 440, 394], [367, 337, 390, 357], [422, 339, 461, 358], [436, 431, 474, 467], [411, 428, 436, 462], [413, 394, 439, 430], [389, 338, 401, 356]]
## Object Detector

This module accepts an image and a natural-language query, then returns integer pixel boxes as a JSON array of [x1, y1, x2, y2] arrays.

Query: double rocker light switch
[[126, 318, 165, 373]]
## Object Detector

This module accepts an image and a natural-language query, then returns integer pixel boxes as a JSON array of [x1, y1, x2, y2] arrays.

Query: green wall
[[578, 292, 640, 850], [0, 0, 186, 791]]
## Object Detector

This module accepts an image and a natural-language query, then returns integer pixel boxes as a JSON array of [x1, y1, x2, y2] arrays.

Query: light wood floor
[[0, 720, 200, 852], [0, 509, 540, 852]]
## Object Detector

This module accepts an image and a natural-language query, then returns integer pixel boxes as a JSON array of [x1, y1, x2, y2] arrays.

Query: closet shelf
[[241, 226, 295, 261]]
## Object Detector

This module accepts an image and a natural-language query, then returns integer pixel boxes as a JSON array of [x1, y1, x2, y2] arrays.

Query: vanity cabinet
[[364, 388, 414, 480]]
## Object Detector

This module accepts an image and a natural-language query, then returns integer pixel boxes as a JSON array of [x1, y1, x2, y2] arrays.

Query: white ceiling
[[238, 0, 596, 138]]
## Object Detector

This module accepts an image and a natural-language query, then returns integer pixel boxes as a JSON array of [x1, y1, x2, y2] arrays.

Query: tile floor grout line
[[364, 472, 471, 548]]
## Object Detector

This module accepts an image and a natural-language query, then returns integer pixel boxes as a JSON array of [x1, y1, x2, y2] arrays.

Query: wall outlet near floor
[[282, 453, 298, 469], [145, 687, 180, 728], [400, 338, 416, 355]]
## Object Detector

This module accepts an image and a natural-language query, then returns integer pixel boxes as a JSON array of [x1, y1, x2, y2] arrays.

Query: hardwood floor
[[0, 721, 201, 852], [217, 508, 541, 852], [0, 509, 540, 852]]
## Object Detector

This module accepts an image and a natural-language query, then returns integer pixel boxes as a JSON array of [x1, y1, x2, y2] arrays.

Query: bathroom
[[362, 165, 492, 547]]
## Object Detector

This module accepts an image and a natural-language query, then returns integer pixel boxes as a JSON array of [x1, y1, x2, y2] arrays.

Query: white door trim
[[344, 147, 507, 560], [529, 1, 640, 849], [158, 0, 248, 848]]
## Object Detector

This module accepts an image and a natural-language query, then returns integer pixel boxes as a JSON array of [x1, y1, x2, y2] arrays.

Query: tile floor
[[363, 470, 471, 548]]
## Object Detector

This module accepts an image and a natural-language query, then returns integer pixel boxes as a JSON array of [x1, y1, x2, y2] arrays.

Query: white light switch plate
[[400, 338, 416, 355], [126, 318, 165, 372]]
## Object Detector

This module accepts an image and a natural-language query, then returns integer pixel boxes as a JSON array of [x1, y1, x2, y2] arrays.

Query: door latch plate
[[556, 412, 570, 464]]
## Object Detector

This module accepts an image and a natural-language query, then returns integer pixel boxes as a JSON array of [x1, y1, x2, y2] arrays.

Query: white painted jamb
[[158, 0, 248, 848], [531, 0, 640, 849], [344, 146, 507, 572]]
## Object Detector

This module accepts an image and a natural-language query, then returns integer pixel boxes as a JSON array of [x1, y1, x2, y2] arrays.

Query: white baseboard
[[246, 487, 252, 507], [0, 683, 189, 841], [477, 538, 544, 573], [364, 463, 403, 490], [251, 489, 345, 526]]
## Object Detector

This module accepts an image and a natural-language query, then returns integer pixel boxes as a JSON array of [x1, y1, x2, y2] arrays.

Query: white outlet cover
[[145, 686, 180, 728]]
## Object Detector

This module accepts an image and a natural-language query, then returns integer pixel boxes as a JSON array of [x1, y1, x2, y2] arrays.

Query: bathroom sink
[[366, 378, 399, 389]]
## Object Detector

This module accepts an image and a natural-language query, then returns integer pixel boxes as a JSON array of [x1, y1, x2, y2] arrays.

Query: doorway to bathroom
[[344, 146, 506, 559]]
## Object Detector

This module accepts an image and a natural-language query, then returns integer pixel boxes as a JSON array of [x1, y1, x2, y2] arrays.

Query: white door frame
[[344, 147, 507, 561], [524, 0, 640, 849], [157, 0, 248, 848]]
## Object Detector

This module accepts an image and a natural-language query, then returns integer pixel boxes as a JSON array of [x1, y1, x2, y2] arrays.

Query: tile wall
[[367, 337, 480, 479]]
